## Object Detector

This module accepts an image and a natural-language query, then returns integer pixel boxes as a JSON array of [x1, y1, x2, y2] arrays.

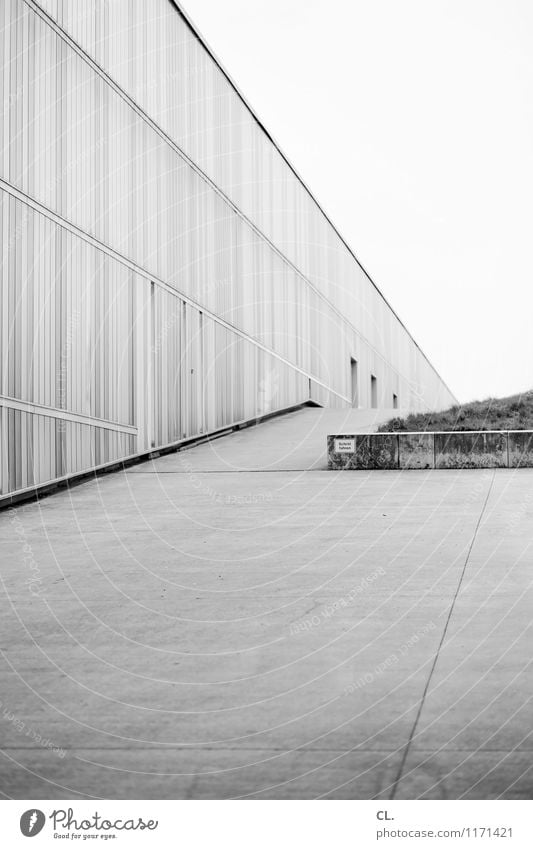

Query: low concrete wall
[[399, 433, 434, 470], [326, 435, 399, 470], [508, 431, 533, 468], [327, 431, 533, 470], [434, 432, 507, 469]]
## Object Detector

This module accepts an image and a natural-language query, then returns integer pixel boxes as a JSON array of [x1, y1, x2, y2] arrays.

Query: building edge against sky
[[0, 0, 456, 500]]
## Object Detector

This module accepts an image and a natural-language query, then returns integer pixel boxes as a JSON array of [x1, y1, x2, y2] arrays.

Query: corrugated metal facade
[[0, 0, 456, 498]]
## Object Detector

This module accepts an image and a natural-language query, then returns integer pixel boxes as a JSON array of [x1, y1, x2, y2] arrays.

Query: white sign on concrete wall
[[334, 438, 355, 453]]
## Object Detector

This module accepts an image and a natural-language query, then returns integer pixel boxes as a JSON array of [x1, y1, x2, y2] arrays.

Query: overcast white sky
[[182, 0, 533, 403]]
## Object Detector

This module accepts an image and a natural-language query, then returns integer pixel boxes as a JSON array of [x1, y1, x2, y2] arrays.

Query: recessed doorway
[[371, 374, 378, 409], [350, 358, 358, 408]]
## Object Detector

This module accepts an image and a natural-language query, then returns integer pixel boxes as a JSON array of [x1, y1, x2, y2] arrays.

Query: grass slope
[[378, 390, 533, 432]]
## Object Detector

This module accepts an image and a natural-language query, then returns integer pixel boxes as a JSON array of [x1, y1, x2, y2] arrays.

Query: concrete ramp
[[130, 407, 404, 474]]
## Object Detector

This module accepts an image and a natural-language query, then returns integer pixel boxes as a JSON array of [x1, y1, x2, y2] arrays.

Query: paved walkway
[[1, 407, 532, 799]]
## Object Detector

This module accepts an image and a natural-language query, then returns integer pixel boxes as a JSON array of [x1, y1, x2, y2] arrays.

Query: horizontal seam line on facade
[[0, 177, 349, 405], [0, 395, 137, 434], [23, 0, 455, 399], [0, 744, 516, 752], [0, 747, 519, 753]]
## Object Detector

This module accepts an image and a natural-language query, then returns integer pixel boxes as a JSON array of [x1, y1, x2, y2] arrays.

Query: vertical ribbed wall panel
[[0, 0, 455, 499]]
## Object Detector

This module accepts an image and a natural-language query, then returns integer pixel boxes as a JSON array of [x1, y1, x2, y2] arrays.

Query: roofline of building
[[169, 0, 458, 403]]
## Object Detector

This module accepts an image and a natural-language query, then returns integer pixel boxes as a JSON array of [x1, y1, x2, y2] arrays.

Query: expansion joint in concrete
[[388, 470, 497, 799]]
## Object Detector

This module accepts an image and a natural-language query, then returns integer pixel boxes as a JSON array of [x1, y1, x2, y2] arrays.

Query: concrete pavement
[[1, 407, 532, 799]]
